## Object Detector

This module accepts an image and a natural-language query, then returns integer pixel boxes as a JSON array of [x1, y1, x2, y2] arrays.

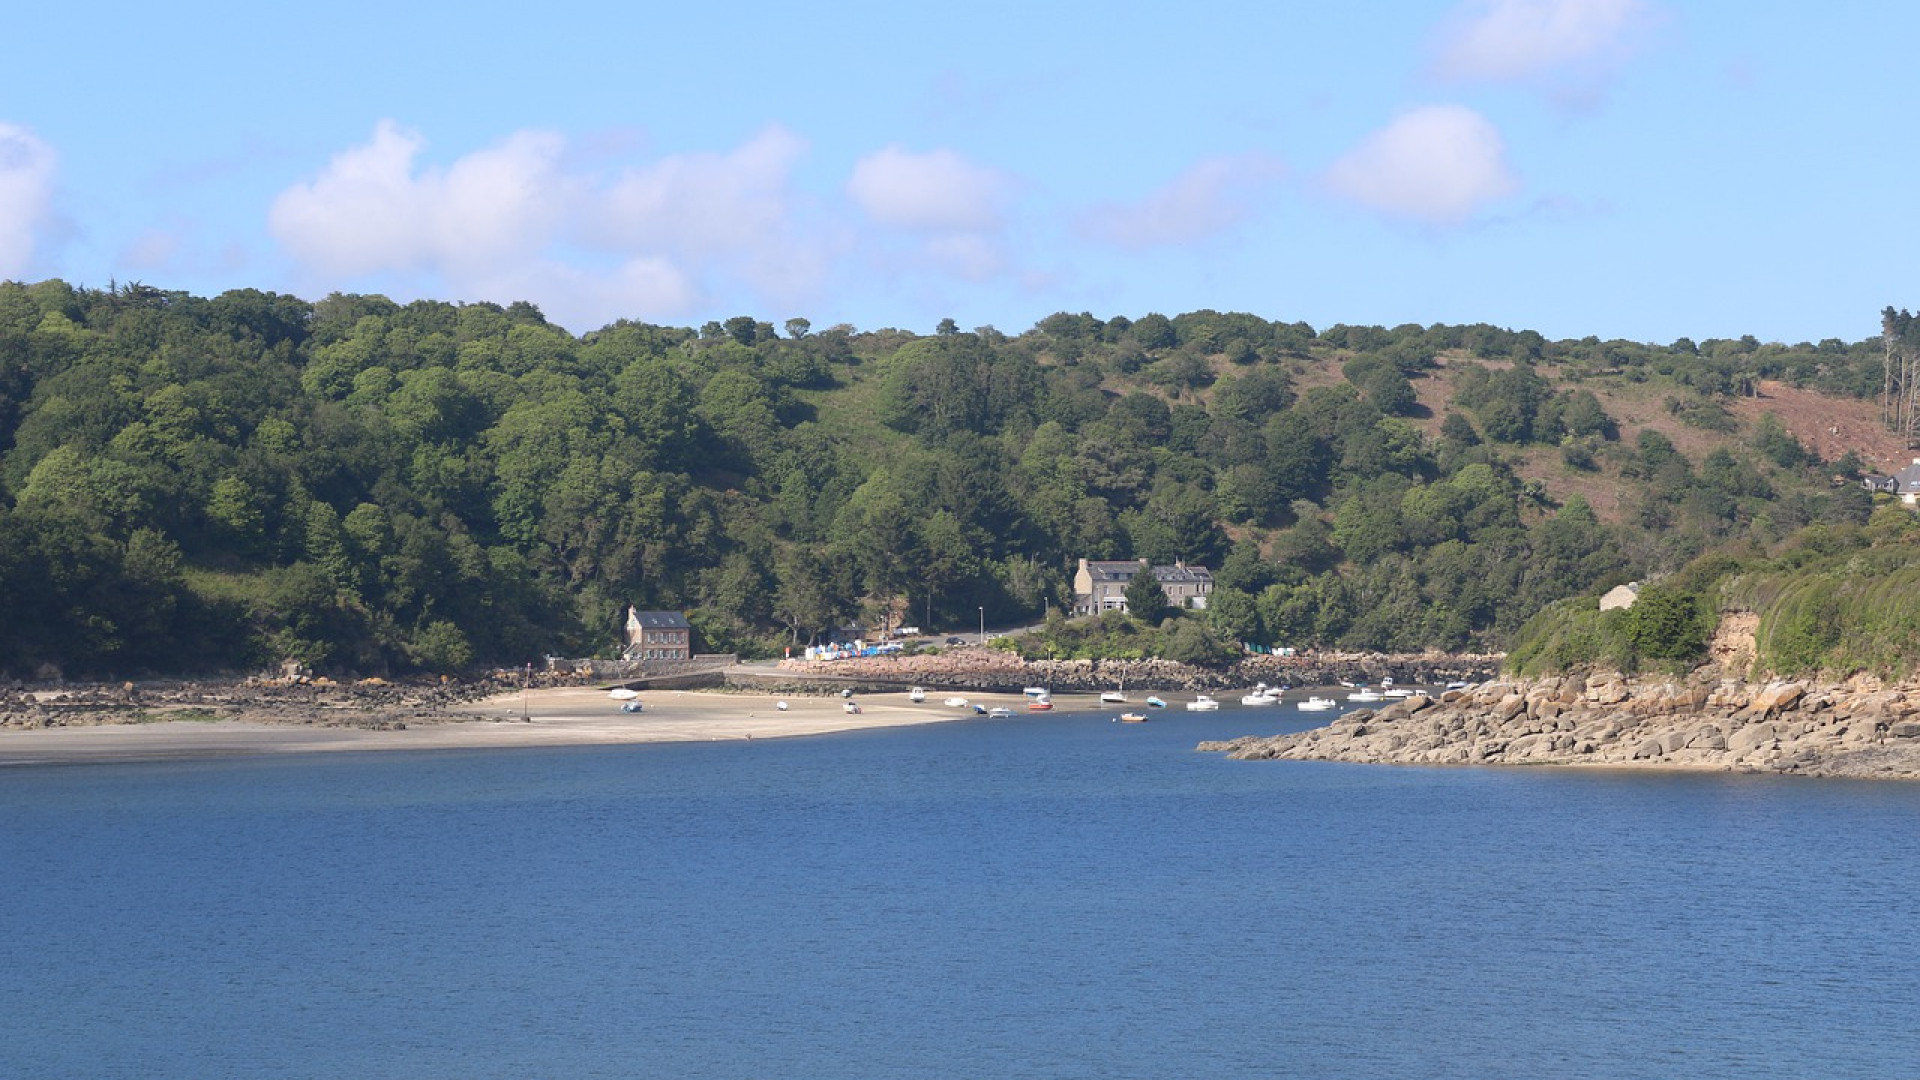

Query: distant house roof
[[1896, 459, 1920, 494], [627, 610, 691, 630], [1153, 563, 1212, 584], [1083, 560, 1147, 582]]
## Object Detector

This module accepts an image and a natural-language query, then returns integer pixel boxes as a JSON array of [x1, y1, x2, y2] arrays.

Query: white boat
[[1116, 712, 1148, 723], [944, 696, 969, 708], [843, 700, 862, 714], [1240, 683, 1279, 706], [987, 706, 1015, 718], [776, 700, 789, 711], [909, 686, 926, 703], [608, 687, 639, 700], [1445, 681, 1472, 691], [1384, 687, 1414, 699], [1023, 687, 1049, 698], [1346, 689, 1383, 703], [1186, 695, 1220, 711], [1027, 697, 1053, 711], [1298, 696, 1338, 711]]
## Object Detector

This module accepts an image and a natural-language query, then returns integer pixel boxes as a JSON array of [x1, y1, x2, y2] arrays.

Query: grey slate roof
[[629, 610, 691, 629]]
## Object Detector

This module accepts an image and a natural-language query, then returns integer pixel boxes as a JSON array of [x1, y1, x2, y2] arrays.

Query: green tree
[[1123, 565, 1170, 624], [1622, 585, 1709, 663]]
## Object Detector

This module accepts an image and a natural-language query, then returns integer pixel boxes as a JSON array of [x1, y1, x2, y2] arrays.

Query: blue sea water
[[4, 705, 1920, 1080]]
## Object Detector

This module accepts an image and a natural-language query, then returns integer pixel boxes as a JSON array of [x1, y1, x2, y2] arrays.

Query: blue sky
[[0, 1, 1909, 343]]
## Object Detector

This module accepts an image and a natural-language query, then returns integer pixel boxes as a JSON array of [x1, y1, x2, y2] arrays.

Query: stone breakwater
[[771, 650, 1500, 694], [1199, 673, 1920, 779]]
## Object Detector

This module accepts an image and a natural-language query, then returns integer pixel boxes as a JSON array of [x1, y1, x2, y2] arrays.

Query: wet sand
[[0, 686, 1044, 766]]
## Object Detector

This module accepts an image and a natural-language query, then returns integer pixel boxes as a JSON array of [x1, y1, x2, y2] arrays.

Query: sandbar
[[0, 686, 1041, 767]]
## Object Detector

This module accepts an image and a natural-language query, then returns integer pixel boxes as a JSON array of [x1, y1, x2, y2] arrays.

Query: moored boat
[[1116, 712, 1148, 723], [1240, 683, 1279, 706], [1027, 697, 1054, 711], [1186, 695, 1220, 711], [987, 706, 1015, 718], [1345, 688, 1383, 703], [1298, 696, 1337, 711]]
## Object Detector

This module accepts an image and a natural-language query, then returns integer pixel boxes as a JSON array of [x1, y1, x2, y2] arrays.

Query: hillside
[[0, 282, 1901, 678]]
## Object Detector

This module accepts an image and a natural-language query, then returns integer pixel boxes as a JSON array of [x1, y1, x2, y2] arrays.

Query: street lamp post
[[979, 606, 985, 646]]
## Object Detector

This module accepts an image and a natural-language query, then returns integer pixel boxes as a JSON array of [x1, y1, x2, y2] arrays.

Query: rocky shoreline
[[1200, 671, 1920, 780], [0, 673, 538, 731]]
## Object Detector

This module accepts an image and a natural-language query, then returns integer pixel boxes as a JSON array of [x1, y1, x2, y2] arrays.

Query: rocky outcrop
[[1198, 671, 1920, 780]]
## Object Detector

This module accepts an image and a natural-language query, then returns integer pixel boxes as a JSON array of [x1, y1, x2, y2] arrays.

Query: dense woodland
[[0, 278, 1903, 679]]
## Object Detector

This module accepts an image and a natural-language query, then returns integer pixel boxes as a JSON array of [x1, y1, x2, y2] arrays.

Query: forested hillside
[[0, 279, 1897, 678]]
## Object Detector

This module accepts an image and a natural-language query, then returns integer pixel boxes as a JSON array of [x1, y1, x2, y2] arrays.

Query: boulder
[[1744, 682, 1807, 719]]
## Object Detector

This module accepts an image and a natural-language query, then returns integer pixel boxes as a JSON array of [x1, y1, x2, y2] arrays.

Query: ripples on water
[[4, 707, 1919, 1079]]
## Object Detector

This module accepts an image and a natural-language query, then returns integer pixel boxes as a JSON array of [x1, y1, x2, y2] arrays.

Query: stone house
[[624, 608, 692, 661], [1072, 558, 1214, 615]]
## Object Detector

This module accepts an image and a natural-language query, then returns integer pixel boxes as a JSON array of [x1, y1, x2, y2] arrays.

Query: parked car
[[946, 636, 966, 645]]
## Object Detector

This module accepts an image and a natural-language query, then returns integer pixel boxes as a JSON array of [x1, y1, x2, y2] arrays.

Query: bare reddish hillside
[[1730, 381, 1908, 472]]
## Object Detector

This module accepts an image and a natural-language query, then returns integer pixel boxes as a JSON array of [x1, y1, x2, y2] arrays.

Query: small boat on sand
[[1023, 687, 1049, 698], [609, 687, 639, 700], [988, 706, 1015, 719], [843, 700, 862, 714], [944, 697, 969, 708], [1145, 695, 1167, 709], [909, 686, 926, 703], [1027, 697, 1054, 711]]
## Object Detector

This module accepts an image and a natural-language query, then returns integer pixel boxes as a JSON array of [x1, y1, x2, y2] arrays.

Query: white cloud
[[597, 126, 805, 255], [0, 123, 57, 278], [269, 122, 820, 325], [1323, 105, 1518, 226], [1079, 154, 1288, 249], [120, 229, 181, 271], [269, 121, 570, 277], [846, 146, 1010, 232], [1432, 0, 1657, 84]]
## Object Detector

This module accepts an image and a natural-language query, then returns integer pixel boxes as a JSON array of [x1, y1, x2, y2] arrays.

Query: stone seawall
[[773, 649, 1500, 695], [1199, 672, 1920, 780]]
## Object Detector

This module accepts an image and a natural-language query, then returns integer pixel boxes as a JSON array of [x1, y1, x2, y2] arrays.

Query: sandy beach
[[0, 685, 1045, 766]]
